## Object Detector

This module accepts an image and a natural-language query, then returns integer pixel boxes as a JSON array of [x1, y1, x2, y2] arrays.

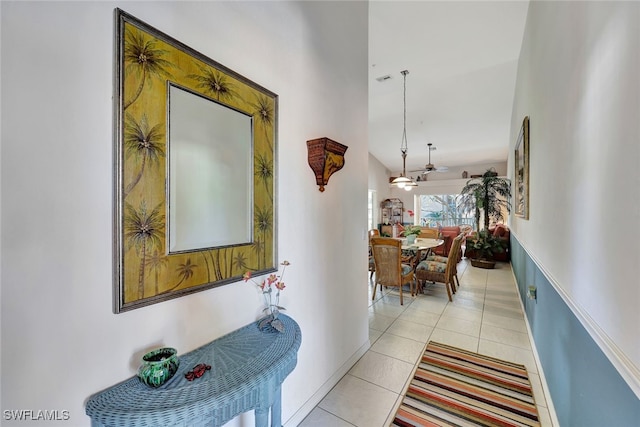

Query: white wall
[[368, 152, 391, 199], [509, 1, 640, 395], [368, 153, 391, 229], [0, 2, 369, 425]]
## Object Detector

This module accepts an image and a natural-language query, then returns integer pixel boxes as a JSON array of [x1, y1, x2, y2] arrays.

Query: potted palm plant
[[460, 168, 511, 231], [466, 230, 504, 269]]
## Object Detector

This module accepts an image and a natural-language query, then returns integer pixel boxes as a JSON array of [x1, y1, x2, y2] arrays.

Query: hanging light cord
[[401, 70, 409, 156]]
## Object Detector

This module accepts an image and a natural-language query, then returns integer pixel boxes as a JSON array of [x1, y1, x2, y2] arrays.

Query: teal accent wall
[[510, 236, 640, 426]]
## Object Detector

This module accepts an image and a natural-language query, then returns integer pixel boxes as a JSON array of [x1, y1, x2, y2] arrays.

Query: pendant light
[[391, 70, 417, 191]]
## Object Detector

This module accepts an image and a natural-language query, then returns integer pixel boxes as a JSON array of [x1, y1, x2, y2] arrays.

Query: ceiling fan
[[410, 143, 449, 175]]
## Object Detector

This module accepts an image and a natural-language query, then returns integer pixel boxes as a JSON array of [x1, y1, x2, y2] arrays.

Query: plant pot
[[406, 234, 417, 245], [138, 347, 180, 388], [470, 258, 496, 269]]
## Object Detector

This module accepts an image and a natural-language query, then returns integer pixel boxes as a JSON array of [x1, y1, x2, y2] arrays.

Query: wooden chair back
[[368, 229, 380, 279], [431, 235, 452, 257], [415, 234, 463, 301], [419, 227, 439, 239], [370, 237, 414, 305], [445, 234, 464, 283]]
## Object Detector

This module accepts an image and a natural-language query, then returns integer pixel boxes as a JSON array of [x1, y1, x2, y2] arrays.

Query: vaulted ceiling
[[369, 1, 529, 175]]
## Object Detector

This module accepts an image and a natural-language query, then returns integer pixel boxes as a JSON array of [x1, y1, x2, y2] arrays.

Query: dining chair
[[415, 234, 463, 301], [368, 229, 380, 280], [425, 233, 464, 291], [444, 233, 464, 292], [418, 227, 439, 239], [370, 237, 415, 305], [459, 224, 473, 239], [431, 234, 452, 257]]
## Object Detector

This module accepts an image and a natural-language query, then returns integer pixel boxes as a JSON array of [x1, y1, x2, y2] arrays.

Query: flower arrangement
[[401, 225, 422, 237], [243, 260, 290, 332]]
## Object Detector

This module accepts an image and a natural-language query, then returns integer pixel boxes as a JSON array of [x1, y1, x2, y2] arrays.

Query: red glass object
[[185, 363, 211, 381]]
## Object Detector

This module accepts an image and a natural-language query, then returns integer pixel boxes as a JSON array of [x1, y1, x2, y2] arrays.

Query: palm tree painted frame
[[514, 116, 530, 219], [113, 9, 277, 312]]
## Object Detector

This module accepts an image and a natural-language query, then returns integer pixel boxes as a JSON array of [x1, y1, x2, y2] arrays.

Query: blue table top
[[86, 315, 301, 427]]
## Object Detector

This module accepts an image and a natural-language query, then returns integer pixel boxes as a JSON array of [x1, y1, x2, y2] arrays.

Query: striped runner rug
[[392, 341, 540, 427]]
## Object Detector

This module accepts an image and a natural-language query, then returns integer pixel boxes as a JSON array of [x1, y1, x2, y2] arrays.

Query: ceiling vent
[[375, 74, 393, 82]]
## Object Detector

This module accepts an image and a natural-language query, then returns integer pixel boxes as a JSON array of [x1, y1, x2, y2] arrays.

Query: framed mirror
[[113, 9, 278, 312]]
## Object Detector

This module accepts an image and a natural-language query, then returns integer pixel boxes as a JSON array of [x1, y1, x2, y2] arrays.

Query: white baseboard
[[284, 340, 370, 427]]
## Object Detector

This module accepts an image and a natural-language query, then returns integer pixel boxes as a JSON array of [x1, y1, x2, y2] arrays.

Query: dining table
[[398, 237, 444, 270]]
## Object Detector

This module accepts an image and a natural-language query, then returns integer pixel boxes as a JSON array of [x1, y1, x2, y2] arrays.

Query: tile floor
[[300, 259, 555, 427]]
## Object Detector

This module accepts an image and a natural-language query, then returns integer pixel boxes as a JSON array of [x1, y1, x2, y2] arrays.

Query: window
[[368, 190, 377, 230], [417, 194, 475, 229]]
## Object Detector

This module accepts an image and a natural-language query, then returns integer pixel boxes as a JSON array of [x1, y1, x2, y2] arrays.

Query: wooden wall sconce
[[307, 137, 348, 192]]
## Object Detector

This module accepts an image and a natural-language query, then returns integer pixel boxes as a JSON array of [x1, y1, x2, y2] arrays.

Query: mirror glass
[[168, 84, 253, 252]]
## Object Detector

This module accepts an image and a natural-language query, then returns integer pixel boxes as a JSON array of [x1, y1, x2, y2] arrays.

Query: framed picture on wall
[[514, 116, 530, 219], [112, 9, 278, 312]]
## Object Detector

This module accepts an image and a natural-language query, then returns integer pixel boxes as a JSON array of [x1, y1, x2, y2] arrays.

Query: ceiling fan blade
[[408, 144, 447, 174]]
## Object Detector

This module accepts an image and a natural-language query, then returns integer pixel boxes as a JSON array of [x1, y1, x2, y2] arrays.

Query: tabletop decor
[[401, 225, 421, 244], [244, 260, 290, 332], [184, 363, 211, 381], [112, 9, 278, 313], [137, 347, 180, 388], [392, 341, 540, 427]]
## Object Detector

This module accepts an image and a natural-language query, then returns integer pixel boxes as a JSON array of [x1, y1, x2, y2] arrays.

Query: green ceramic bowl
[[138, 347, 179, 388]]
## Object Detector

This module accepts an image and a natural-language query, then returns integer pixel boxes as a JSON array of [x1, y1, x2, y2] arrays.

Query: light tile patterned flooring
[[300, 259, 555, 427]]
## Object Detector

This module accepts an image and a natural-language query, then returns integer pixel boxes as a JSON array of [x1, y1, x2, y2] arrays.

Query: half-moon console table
[[86, 315, 301, 427]]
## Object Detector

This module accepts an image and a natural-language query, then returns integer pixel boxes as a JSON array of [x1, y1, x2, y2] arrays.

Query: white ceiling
[[369, 1, 529, 174]]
